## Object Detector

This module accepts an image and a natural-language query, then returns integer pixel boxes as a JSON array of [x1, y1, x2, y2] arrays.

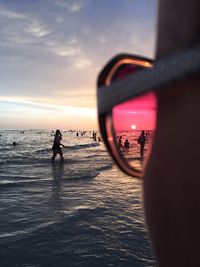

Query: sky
[[113, 92, 157, 131], [0, 0, 157, 130]]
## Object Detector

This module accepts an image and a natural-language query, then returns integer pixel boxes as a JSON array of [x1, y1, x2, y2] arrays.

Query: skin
[[144, 77, 200, 266], [156, 0, 200, 59], [143, 0, 200, 266]]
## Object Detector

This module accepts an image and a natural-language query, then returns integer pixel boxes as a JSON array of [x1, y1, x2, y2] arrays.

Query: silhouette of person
[[93, 131, 97, 141], [51, 129, 65, 162], [124, 139, 130, 149], [137, 131, 146, 158], [118, 136, 124, 150]]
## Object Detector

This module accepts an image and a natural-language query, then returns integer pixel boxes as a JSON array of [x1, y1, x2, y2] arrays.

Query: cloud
[[0, 6, 26, 20], [46, 38, 92, 67], [0, 6, 51, 53], [24, 20, 51, 37], [68, 3, 83, 12], [54, 45, 81, 57], [54, 0, 84, 13], [0, 96, 96, 116], [73, 57, 91, 69]]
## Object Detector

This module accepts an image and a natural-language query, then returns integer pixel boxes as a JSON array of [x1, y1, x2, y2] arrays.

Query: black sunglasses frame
[[97, 54, 154, 178], [97, 45, 200, 178]]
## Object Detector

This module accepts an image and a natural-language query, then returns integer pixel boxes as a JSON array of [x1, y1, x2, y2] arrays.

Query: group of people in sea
[[92, 131, 101, 142], [118, 130, 148, 158], [76, 131, 87, 137], [75, 130, 101, 142], [10, 129, 102, 162], [51, 129, 149, 162]]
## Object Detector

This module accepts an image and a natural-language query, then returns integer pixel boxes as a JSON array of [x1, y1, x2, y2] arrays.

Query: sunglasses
[[97, 44, 200, 178]]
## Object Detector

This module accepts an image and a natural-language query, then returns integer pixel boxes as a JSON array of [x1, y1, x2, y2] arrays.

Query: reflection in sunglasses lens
[[111, 64, 157, 171]]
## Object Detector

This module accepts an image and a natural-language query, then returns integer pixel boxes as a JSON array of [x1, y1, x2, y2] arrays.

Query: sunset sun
[[131, 124, 136, 130]]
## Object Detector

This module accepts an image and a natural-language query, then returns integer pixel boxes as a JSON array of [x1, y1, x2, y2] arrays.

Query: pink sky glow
[[113, 92, 157, 131]]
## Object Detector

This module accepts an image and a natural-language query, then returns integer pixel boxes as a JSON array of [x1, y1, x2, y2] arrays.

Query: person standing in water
[[137, 130, 146, 158], [51, 129, 65, 162], [118, 136, 124, 150], [124, 139, 130, 149]]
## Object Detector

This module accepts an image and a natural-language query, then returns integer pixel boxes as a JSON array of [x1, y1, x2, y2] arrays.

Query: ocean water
[[0, 130, 155, 267], [115, 130, 154, 171]]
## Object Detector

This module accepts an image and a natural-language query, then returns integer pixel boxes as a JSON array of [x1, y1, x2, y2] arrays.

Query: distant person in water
[[13, 141, 16, 146], [51, 129, 65, 162], [93, 131, 97, 141], [124, 139, 130, 149], [118, 136, 124, 150], [137, 131, 146, 158]]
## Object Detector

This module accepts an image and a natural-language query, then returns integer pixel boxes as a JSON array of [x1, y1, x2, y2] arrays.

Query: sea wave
[[35, 142, 100, 154], [64, 142, 100, 150]]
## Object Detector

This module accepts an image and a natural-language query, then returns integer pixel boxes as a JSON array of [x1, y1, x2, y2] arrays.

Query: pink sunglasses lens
[[110, 64, 157, 171]]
